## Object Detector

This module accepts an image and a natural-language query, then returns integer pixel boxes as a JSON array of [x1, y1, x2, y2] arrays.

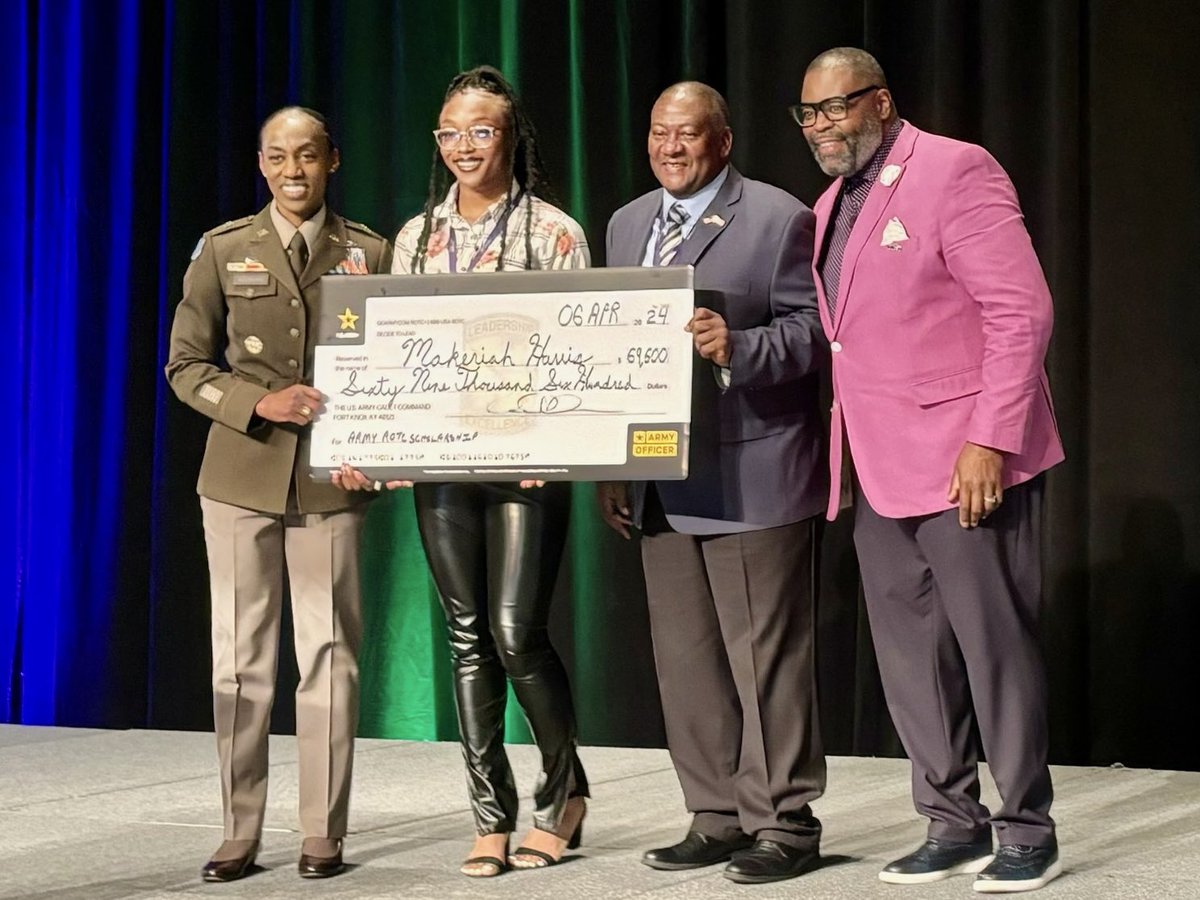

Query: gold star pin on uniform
[[337, 307, 360, 330]]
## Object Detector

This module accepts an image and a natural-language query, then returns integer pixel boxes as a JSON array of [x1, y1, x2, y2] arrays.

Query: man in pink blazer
[[797, 48, 1065, 893]]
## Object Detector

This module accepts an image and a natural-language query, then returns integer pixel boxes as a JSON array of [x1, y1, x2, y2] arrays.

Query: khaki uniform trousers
[[200, 496, 365, 840]]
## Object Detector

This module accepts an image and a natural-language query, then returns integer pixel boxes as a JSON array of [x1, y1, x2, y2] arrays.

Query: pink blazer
[[813, 122, 1064, 520]]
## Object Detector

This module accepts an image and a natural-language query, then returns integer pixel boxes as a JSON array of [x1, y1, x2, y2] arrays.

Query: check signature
[[487, 393, 586, 415]]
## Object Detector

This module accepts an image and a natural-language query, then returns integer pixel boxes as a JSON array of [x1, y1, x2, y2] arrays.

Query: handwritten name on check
[[308, 270, 694, 482]]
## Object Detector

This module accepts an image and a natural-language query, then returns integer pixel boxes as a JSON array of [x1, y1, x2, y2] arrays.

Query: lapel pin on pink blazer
[[880, 164, 903, 187], [881, 216, 910, 250]]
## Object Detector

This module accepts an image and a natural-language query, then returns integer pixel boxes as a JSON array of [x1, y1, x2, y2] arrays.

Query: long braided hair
[[411, 65, 559, 273]]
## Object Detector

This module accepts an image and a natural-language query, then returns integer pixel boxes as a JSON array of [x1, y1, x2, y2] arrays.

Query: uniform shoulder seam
[[342, 218, 385, 240], [209, 215, 256, 236]]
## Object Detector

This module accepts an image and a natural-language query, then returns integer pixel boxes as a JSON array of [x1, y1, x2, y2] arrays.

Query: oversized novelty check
[[308, 267, 694, 482]]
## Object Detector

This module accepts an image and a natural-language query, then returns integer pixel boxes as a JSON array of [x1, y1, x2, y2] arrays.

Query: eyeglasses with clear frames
[[432, 125, 501, 149], [788, 86, 881, 128]]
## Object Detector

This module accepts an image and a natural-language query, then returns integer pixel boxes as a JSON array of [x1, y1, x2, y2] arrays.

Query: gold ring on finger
[[300, 404, 313, 417]]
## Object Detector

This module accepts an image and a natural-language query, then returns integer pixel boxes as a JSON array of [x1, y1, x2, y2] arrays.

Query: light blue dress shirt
[[640, 165, 731, 266]]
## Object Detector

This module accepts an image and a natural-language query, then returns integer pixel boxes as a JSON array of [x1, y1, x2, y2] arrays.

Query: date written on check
[[307, 267, 695, 482]]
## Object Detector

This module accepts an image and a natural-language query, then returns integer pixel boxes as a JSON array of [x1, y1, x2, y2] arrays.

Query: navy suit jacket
[[606, 168, 828, 531]]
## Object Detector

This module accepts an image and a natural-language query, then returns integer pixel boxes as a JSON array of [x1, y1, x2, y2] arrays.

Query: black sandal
[[461, 836, 510, 877], [509, 799, 586, 869]]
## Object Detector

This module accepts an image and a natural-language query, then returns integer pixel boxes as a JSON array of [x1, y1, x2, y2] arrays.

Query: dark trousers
[[414, 482, 588, 835], [853, 476, 1055, 848], [639, 510, 825, 850]]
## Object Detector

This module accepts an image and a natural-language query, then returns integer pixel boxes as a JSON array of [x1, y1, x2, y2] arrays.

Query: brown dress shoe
[[298, 837, 345, 878], [201, 839, 259, 882]]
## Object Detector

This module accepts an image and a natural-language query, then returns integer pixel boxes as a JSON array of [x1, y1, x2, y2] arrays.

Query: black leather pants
[[413, 482, 588, 835]]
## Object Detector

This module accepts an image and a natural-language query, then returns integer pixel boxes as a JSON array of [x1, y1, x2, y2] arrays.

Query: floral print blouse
[[391, 182, 590, 274]]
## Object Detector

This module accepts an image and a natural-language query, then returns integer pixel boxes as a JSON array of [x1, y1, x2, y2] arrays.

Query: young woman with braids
[[336, 66, 589, 877]]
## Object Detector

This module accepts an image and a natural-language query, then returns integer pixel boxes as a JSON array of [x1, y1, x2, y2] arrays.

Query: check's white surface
[[310, 287, 693, 480]]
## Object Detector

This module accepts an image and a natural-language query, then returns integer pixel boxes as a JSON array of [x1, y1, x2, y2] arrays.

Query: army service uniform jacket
[[166, 204, 391, 515]]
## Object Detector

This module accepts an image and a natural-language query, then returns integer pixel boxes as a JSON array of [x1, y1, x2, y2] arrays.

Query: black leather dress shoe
[[298, 841, 345, 879], [723, 839, 819, 884], [879, 837, 994, 884], [973, 844, 1062, 893], [201, 842, 259, 883], [642, 831, 754, 870]]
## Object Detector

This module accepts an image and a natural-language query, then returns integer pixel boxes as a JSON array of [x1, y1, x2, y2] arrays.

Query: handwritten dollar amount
[[624, 346, 671, 367]]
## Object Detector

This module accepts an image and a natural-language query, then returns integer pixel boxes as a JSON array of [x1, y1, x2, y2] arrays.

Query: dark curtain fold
[[4, 0, 1199, 770]]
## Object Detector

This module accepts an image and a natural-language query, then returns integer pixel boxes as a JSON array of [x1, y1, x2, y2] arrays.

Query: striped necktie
[[656, 203, 688, 266]]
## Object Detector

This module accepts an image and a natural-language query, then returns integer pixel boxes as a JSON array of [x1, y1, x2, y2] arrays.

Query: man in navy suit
[[597, 82, 829, 885]]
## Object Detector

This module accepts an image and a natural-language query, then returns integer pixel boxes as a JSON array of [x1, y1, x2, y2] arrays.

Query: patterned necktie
[[819, 184, 869, 318], [287, 231, 309, 279], [656, 203, 688, 266]]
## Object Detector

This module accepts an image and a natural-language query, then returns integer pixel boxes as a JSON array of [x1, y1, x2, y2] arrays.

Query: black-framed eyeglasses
[[788, 86, 881, 128], [432, 125, 501, 149]]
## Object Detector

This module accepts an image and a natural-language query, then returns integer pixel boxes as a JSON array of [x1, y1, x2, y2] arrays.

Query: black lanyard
[[445, 190, 525, 272]]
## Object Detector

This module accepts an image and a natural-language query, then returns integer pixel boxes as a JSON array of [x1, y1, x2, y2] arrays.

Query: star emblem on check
[[337, 307, 360, 330]]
